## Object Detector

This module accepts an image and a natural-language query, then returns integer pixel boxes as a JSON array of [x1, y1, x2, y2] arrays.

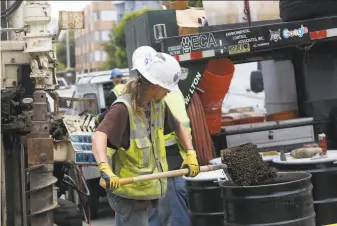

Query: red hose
[[187, 92, 215, 165]]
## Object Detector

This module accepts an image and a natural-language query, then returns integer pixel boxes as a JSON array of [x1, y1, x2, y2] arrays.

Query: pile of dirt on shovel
[[221, 143, 277, 186]]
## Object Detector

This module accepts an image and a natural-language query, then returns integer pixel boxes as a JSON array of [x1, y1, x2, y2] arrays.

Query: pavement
[[83, 197, 115, 226]]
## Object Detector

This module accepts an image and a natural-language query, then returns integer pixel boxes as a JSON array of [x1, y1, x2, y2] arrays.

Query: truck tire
[[54, 199, 83, 226], [280, 0, 337, 22]]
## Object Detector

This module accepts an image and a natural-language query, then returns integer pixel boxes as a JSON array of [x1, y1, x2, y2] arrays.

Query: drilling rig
[[1, 1, 86, 225]]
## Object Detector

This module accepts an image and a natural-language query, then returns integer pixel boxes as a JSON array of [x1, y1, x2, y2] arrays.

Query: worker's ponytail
[[124, 79, 145, 117], [124, 70, 154, 117]]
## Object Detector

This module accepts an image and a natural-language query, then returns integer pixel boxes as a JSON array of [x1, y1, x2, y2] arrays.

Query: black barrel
[[273, 161, 337, 225], [184, 170, 226, 226], [220, 172, 315, 226]]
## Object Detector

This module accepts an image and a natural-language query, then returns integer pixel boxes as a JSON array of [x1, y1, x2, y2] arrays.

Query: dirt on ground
[[221, 143, 277, 186]]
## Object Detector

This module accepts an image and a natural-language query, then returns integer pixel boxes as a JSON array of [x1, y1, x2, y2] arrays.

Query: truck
[[56, 77, 75, 99], [124, 1, 337, 225], [2, 0, 337, 225]]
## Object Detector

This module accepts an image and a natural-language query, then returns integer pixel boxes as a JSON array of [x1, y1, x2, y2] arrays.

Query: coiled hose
[[1, 0, 23, 18], [187, 92, 215, 165]]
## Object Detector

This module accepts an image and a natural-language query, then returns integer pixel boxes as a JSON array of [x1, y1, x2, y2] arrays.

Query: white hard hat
[[132, 46, 157, 70], [133, 52, 181, 92]]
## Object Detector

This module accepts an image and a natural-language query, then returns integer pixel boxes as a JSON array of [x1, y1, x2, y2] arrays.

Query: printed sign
[[283, 25, 308, 39], [253, 42, 270, 48], [226, 29, 251, 37], [168, 45, 181, 55], [180, 67, 189, 80], [183, 71, 202, 105], [153, 24, 167, 41], [225, 28, 265, 45], [177, 62, 208, 106], [228, 43, 250, 55], [269, 29, 282, 42], [180, 33, 218, 54]]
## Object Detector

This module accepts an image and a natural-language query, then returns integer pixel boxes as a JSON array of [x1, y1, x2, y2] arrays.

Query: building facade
[[115, 1, 162, 23], [74, 1, 117, 73]]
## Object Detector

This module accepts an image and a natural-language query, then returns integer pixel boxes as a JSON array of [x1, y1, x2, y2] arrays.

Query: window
[[83, 93, 99, 114], [85, 34, 90, 44], [101, 31, 111, 41], [58, 80, 66, 87], [94, 51, 102, 61], [94, 31, 100, 41], [78, 55, 83, 64], [100, 10, 117, 21], [141, 2, 147, 7], [86, 12, 92, 24], [93, 12, 99, 21], [102, 51, 108, 61], [117, 13, 123, 22]]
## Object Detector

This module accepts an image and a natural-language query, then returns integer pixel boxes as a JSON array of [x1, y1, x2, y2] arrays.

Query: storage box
[[124, 10, 179, 71]]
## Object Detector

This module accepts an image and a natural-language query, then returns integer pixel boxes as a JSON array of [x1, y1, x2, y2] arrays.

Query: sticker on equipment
[[153, 24, 167, 41], [228, 43, 250, 55], [269, 29, 282, 42], [180, 67, 189, 80]]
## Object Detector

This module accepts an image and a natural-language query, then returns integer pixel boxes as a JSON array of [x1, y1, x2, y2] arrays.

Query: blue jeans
[[107, 192, 157, 226], [149, 176, 190, 226]]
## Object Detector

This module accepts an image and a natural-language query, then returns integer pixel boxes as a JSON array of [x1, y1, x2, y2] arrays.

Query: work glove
[[181, 150, 200, 177], [98, 162, 120, 190]]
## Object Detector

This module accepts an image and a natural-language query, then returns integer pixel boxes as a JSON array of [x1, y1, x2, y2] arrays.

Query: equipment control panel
[[62, 114, 97, 165], [75, 151, 96, 164]]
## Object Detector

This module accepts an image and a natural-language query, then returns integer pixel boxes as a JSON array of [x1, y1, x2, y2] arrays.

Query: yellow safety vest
[[111, 84, 126, 97], [109, 94, 168, 200], [163, 91, 191, 160]]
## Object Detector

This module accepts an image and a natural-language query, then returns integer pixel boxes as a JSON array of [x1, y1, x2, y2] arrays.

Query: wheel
[[54, 199, 83, 226], [280, 0, 337, 22]]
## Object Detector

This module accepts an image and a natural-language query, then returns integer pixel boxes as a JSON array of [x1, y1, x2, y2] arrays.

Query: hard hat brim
[[135, 64, 180, 92]]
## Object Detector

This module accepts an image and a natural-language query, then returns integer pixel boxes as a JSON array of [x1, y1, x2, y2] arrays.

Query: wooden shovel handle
[[100, 164, 227, 189]]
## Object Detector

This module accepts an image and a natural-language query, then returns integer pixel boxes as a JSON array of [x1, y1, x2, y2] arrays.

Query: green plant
[[103, 8, 153, 69]]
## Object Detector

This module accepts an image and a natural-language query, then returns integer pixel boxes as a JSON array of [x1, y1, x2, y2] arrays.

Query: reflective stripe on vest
[[163, 91, 191, 158], [110, 94, 168, 200], [111, 84, 126, 97]]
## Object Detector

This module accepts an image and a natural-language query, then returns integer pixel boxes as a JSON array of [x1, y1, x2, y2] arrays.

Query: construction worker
[[97, 68, 126, 126], [105, 68, 125, 106], [130, 46, 191, 226], [92, 49, 200, 226]]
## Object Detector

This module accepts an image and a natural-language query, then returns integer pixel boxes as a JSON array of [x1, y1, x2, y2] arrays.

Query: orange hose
[[187, 93, 215, 165], [197, 58, 235, 134]]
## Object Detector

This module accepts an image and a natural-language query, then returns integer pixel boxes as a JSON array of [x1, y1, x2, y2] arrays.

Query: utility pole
[[66, 29, 71, 68]]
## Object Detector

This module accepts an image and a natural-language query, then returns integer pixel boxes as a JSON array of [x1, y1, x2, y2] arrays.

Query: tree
[[56, 30, 76, 71], [103, 8, 152, 70]]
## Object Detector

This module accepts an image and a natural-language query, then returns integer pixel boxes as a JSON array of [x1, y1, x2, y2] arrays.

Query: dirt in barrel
[[221, 143, 277, 186]]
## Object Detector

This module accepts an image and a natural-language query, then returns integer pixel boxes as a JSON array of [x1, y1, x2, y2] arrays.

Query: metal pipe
[[0, 27, 25, 33], [20, 144, 27, 226], [1, 1, 8, 40], [66, 30, 71, 68], [0, 135, 5, 226]]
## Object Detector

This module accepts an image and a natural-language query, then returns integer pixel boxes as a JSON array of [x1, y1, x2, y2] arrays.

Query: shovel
[[100, 164, 229, 189]]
